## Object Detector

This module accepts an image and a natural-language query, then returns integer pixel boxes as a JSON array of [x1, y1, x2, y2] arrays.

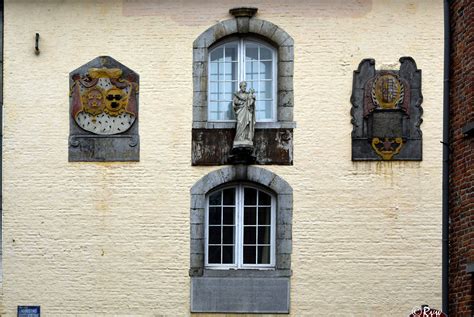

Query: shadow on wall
[[122, 0, 372, 23]]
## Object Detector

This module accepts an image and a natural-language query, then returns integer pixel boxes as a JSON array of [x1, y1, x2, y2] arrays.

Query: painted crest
[[70, 67, 138, 135]]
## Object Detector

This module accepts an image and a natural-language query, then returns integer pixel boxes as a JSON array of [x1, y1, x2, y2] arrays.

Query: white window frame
[[208, 38, 278, 123], [204, 184, 276, 269]]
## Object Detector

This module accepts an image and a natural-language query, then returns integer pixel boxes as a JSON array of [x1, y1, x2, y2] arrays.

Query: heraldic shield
[[350, 57, 423, 161], [69, 56, 139, 162]]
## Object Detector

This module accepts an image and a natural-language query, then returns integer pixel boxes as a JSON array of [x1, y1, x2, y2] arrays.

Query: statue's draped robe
[[233, 91, 256, 148]]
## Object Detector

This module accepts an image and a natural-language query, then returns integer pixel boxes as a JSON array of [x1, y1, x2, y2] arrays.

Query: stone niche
[[69, 56, 139, 162], [351, 57, 423, 161]]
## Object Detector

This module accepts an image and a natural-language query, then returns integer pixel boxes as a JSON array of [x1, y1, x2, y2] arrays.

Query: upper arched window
[[208, 39, 277, 122]]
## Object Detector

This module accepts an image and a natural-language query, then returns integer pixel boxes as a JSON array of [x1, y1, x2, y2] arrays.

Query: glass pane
[[224, 82, 235, 96], [258, 207, 271, 225], [246, 81, 256, 92], [209, 191, 221, 205], [223, 188, 235, 205], [210, 47, 223, 62], [222, 246, 234, 264], [257, 246, 270, 264], [243, 246, 256, 264], [244, 207, 256, 225], [209, 207, 221, 225], [244, 226, 256, 244], [259, 81, 273, 99], [223, 207, 234, 225], [210, 62, 219, 77], [220, 101, 233, 120], [258, 191, 271, 205], [256, 100, 273, 121], [223, 226, 234, 244], [245, 61, 258, 81], [258, 226, 271, 244], [244, 188, 257, 205], [260, 46, 272, 60], [208, 226, 221, 244], [224, 63, 237, 81], [246, 44, 258, 61], [224, 46, 237, 62], [260, 61, 273, 79], [208, 246, 221, 264]]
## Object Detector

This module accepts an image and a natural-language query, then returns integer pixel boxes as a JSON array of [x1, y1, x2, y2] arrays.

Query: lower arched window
[[206, 184, 275, 268]]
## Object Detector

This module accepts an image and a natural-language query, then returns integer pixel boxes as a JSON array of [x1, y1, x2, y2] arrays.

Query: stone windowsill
[[192, 121, 296, 129]]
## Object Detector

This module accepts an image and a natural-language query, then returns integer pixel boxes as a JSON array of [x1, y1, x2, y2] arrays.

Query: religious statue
[[232, 81, 256, 149]]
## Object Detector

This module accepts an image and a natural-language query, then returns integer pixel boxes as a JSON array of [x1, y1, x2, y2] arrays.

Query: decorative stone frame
[[192, 8, 295, 165], [189, 165, 293, 313]]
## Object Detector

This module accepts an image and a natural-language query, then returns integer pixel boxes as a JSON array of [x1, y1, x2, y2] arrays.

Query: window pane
[[260, 47, 272, 60], [210, 47, 223, 62], [209, 207, 221, 225], [208, 226, 221, 244], [246, 44, 258, 61], [224, 82, 235, 96], [209, 191, 221, 205], [258, 191, 271, 205], [243, 246, 256, 264], [256, 100, 273, 121], [258, 226, 271, 244], [258, 207, 271, 225], [223, 188, 235, 205], [259, 81, 273, 99], [260, 61, 273, 79], [210, 62, 219, 78], [257, 246, 270, 264], [219, 101, 234, 120], [223, 226, 234, 244], [244, 188, 257, 205], [245, 61, 258, 81], [223, 207, 234, 225], [244, 226, 256, 244], [222, 246, 234, 264], [208, 246, 221, 264], [224, 63, 237, 81], [244, 207, 256, 225], [224, 46, 237, 62]]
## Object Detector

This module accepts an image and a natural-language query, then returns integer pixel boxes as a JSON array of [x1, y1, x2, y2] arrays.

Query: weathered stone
[[277, 194, 293, 210], [193, 61, 207, 78], [190, 253, 204, 268], [191, 224, 203, 238], [236, 17, 250, 33], [221, 19, 238, 35], [278, 106, 293, 122], [278, 45, 294, 62], [277, 239, 292, 254], [193, 75, 207, 93], [193, 26, 217, 48], [259, 20, 278, 39], [269, 176, 292, 195], [278, 76, 293, 91], [278, 90, 294, 108], [192, 48, 207, 62], [193, 91, 207, 107], [249, 18, 264, 34], [191, 277, 290, 313], [229, 7, 258, 18], [191, 194, 205, 209], [190, 238, 204, 254], [190, 207, 204, 224], [277, 208, 293, 225], [277, 254, 291, 269], [278, 61, 294, 77], [247, 166, 275, 187], [277, 225, 292, 239], [192, 105, 207, 122], [271, 28, 290, 46]]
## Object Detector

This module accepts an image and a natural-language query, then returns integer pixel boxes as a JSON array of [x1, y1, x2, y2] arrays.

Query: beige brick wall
[[1, 0, 444, 315]]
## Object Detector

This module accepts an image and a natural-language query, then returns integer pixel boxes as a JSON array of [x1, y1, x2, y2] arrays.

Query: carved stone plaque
[[351, 57, 423, 161], [69, 56, 139, 162]]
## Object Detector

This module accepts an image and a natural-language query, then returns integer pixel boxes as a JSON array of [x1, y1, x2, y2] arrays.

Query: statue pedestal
[[229, 146, 256, 164]]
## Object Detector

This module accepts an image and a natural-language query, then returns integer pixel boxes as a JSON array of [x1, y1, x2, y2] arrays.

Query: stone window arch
[[189, 165, 292, 313], [192, 8, 295, 165]]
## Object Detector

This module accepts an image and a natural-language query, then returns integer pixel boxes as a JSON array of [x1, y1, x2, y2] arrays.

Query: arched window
[[206, 184, 276, 268], [208, 39, 277, 122]]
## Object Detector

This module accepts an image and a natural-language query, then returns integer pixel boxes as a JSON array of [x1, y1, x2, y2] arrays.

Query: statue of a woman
[[232, 81, 256, 149]]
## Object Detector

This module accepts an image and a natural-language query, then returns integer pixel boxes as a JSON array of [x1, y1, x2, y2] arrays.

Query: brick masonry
[[1, 1, 444, 315], [449, 0, 474, 316]]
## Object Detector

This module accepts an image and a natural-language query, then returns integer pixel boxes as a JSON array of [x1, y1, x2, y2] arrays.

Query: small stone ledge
[[192, 121, 296, 129], [202, 269, 291, 278], [229, 7, 258, 18]]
